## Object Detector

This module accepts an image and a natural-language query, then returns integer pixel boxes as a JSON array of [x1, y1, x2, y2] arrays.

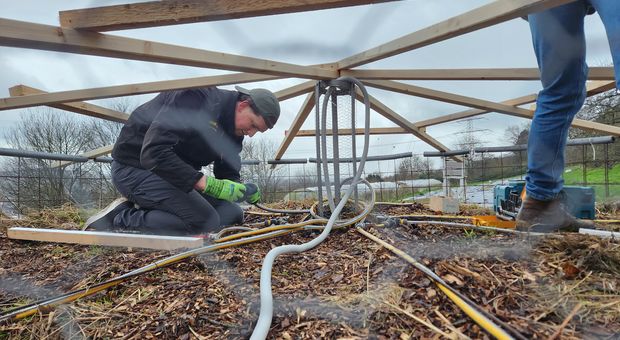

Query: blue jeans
[[526, 0, 620, 201]]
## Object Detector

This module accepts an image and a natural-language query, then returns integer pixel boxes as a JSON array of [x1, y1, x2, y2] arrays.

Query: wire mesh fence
[[1, 139, 619, 216]]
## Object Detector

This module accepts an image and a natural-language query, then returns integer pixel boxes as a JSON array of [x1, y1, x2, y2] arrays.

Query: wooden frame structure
[[1, 0, 619, 164]]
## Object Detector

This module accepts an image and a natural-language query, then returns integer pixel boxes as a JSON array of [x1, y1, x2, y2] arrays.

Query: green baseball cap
[[235, 86, 280, 128]]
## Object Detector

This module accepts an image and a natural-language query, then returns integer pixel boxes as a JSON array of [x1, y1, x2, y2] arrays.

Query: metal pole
[[605, 143, 609, 198], [314, 82, 324, 216], [462, 158, 467, 204], [331, 91, 341, 203], [480, 152, 486, 206], [37, 164, 42, 209], [582, 145, 587, 185], [443, 157, 448, 196], [17, 157, 21, 213], [350, 85, 358, 206]]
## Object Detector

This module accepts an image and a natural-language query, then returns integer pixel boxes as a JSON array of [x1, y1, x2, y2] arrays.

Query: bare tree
[[504, 123, 529, 146], [1, 109, 97, 211], [0, 100, 133, 212], [568, 88, 620, 165], [240, 138, 284, 202], [397, 154, 431, 180]]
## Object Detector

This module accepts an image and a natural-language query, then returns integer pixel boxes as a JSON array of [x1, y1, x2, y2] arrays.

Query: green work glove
[[244, 183, 261, 204], [203, 176, 246, 202]]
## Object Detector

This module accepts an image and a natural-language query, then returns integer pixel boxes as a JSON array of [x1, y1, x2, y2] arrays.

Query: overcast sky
[[1, 0, 614, 162]]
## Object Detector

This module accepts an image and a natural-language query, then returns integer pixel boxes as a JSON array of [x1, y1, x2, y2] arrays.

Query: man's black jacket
[[112, 87, 243, 193]]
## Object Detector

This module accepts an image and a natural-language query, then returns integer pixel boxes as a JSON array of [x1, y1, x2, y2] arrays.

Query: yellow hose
[[356, 227, 515, 340], [594, 219, 620, 223], [217, 201, 373, 243], [1, 229, 297, 323], [215, 220, 323, 243]]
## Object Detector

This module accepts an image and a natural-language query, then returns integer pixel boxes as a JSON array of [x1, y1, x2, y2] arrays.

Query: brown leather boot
[[516, 196, 594, 232]]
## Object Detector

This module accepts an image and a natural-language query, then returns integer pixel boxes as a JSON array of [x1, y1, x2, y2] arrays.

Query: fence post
[[38, 164, 42, 209], [480, 152, 486, 206], [426, 159, 431, 196], [17, 157, 21, 213], [605, 143, 609, 198], [583, 145, 588, 186], [393, 159, 399, 201]]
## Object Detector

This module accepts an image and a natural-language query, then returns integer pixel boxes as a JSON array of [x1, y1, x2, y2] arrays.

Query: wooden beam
[[60, 0, 396, 31], [365, 80, 620, 136], [53, 145, 114, 168], [337, 0, 575, 69], [274, 81, 315, 101], [341, 67, 615, 81], [295, 127, 406, 136], [47, 80, 316, 168], [416, 80, 614, 128], [414, 94, 538, 128], [7, 227, 204, 250], [289, 80, 617, 138], [363, 93, 452, 152], [9, 85, 130, 123], [0, 73, 280, 111], [0, 18, 337, 80], [274, 92, 316, 160]]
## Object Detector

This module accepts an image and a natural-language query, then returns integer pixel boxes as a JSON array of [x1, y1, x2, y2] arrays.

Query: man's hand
[[244, 183, 261, 204], [202, 176, 246, 202]]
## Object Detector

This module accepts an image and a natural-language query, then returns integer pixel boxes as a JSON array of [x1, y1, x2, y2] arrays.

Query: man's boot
[[84, 197, 133, 231], [516, 196, 594, 232]]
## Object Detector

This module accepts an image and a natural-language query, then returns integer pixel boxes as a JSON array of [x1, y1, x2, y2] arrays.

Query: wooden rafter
[[337, 0, 575, 69], [0, 19, 337, 80], [294, 127, 406, 136], [245, 80, 619, 151], [273, 81, 316, 101], [415, 80, 615, 128], [41, 81, 315, 167], [60, 0, 396, 31], [274, 93, 316, 161], [363, 93, 452, 153], [364, 80, 620, 136], [0, 73, 281, 111], [9, 85, 130, 123], [341, 67, 615, 81]]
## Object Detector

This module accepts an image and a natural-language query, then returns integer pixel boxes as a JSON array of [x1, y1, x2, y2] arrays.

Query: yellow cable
[[391, 214, 469, 220], [593, 219, 620, 223], [356, 227, 514, 340], [1, 229, 298, 323], [215, 220, 325, 243]]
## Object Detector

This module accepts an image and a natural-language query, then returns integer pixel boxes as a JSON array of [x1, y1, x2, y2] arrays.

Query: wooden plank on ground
[[7, 227, 204, 250], [60, 0, 396, 31]]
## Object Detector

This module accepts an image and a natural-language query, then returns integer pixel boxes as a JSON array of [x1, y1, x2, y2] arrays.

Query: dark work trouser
[[110, 161, 243, 236]]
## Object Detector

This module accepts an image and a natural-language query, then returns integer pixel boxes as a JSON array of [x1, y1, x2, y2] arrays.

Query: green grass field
[[563, 164, 620, 202]]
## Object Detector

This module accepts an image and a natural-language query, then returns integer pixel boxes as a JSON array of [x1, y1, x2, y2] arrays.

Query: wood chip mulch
[[1, 202, 619, 339]]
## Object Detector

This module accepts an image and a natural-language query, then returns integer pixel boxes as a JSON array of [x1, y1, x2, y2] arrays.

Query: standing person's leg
[[518, 2, 595, 231], [110, 161, 222, 235], [526, 2, 590, 201], [589, 0, 620, 88]]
